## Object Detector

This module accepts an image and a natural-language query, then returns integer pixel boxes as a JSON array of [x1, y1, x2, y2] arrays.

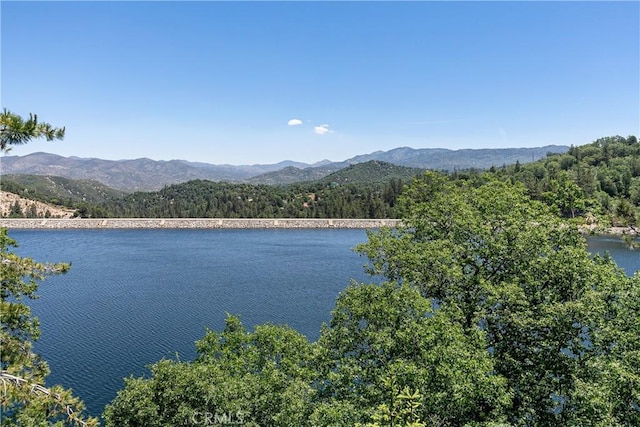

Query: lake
[[7, 229, 639, 419]]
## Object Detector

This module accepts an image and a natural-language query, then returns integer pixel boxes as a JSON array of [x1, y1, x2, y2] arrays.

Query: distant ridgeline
[[1, 145, 568, 191], [1, 136, 638, 228]]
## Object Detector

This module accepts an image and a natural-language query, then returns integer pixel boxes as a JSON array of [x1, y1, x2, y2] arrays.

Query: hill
[[317, 160, 424, 185], [0, 162, 418, 219], [495, 135, 639, 230], [248, 164, 346, 185], [1, 145, 569, 190], [347, 145, 568, 170], [0, 153, 324, 191], [1, 174, 124, 206]]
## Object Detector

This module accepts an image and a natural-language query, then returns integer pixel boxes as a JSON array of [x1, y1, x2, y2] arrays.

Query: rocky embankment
[[0, 218, 636, 237], [0, 218, 402, 229]]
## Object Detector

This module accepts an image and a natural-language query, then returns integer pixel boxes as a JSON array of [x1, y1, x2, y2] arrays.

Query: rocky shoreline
[[579, 224, 639, 238], [0, 218, 402, 229]]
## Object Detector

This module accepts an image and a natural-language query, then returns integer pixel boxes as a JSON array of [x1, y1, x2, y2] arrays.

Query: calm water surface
[[11, 229, 374, 417], [8, 229, 639, 419]]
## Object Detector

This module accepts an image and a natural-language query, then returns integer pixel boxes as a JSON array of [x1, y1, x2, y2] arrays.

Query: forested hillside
[[2, 137, 638, 229], [99, 178, 406, 219], [1, 174, 123, 205], [317, 160, 424, 185], [490, 135, 639, 228], [1, 161, 412, 219]]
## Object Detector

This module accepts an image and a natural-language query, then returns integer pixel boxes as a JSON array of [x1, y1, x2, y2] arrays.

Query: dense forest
[[491, 135, 640, 228], [95, 179, 405, 219]]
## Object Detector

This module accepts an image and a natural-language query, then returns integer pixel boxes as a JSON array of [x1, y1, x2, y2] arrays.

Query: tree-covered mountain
[[1, 145, 568, 190], [317, 160, 425, 185], [248, 164, 345, 185], [94, 176, 407, 219]]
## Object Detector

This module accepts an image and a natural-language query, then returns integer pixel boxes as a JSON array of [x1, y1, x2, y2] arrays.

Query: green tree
[[566, 262, 640, 425], [543, 172, 588, 218], [104, 284, 513, 427], [104, 315, 315, 427], [356, 172, 639, 425], [312, 281, 511, 426], [357, 386, 427, 427], [0, 109, 65, 152], [8, 200, 24, 218]]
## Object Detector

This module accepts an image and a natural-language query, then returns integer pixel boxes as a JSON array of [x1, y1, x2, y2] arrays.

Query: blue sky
[[2, 1, 638, 165]]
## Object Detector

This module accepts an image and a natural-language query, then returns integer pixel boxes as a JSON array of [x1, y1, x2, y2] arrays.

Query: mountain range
[[0, 145, 568, 191]]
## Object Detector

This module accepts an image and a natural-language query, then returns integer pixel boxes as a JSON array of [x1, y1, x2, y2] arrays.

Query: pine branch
[[0, 371, 96, 427]]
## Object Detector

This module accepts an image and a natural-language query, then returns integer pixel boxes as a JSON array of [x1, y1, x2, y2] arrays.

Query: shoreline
[[579, 224, 639, 238], [0, 218, 402, 229]]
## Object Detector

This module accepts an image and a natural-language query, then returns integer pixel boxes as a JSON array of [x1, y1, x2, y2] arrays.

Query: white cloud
[[313, 124, 332, 135], [287, 119, 303, 126]]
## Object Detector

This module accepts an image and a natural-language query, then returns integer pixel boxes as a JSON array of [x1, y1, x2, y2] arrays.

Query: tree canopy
[[357, 172, 639, 425], [0, 109, 65, 153], [492, 135, 639, 230]]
